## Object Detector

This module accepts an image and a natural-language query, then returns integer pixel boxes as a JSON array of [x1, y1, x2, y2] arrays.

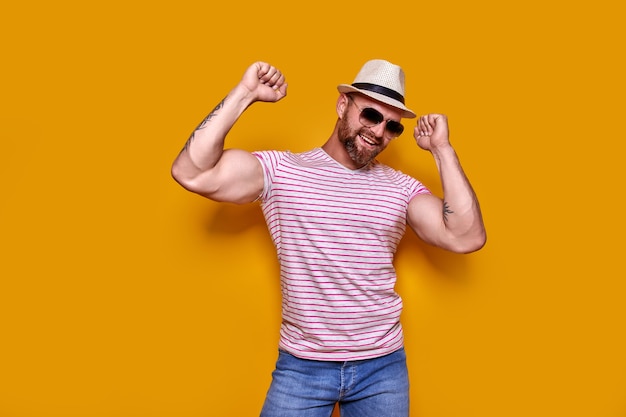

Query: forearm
[[432, 145, 486, 248], [172, 84, 253, 181]]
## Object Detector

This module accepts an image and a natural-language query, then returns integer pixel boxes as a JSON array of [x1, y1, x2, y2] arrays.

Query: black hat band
[[351, 82, 405, 104]]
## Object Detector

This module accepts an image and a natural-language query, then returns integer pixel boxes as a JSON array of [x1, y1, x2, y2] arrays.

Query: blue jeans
[[260, 348, 409, 417]]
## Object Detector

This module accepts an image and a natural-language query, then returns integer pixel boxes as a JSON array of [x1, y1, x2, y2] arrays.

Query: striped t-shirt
[[253, 147, 430, 361]]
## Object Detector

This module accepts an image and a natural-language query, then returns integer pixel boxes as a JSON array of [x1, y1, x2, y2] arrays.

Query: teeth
[[360, 134, 375, 146]]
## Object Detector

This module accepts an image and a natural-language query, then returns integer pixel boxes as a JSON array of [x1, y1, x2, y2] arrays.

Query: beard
[[337, 117, 384, 167]]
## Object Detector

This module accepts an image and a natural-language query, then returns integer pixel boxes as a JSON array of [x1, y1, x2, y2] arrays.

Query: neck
[[321, 129, 363, 170]]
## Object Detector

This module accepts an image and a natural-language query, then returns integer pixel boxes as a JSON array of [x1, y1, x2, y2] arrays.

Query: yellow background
[[2, 0, 624, 416]]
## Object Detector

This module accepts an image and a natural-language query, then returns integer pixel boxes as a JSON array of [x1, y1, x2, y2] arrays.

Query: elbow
[[171, 162, 204, 195], [451, 230, 487, 254], [171, 162, 191, 190]]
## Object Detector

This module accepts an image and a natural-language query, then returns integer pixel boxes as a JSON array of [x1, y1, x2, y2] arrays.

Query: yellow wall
[[2, 1, 624, 416]]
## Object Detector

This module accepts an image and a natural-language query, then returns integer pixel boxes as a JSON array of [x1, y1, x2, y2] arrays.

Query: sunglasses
[[347, 95, 404, 138]]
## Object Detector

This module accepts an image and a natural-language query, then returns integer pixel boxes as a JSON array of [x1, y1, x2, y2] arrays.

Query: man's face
[[338, 94, 403, 167]]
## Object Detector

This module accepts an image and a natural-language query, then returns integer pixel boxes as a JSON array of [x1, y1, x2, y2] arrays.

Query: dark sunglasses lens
[[359, 106, 404, 137], [360, 108, 384, 125], [386, 121, 404, 136]]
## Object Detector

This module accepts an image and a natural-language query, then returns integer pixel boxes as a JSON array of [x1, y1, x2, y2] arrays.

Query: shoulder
[[253, 148, 328, 168], [252, 149, 287, 165]]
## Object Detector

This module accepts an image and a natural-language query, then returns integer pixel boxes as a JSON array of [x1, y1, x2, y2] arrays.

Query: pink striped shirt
[[253, 148, 430, 361]]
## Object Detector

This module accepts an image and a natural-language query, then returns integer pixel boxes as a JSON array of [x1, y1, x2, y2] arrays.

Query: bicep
[[186, 149, 264, 204], [406, 193, 448, 248]]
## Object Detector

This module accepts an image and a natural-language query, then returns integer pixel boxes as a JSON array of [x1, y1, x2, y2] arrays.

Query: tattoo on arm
[[180, 98, 226, 154], [442, 201, 454, 223]]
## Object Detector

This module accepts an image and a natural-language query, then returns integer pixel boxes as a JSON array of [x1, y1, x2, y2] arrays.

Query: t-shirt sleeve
[[407, 176, 431, 200], [252, 150, 285, 203]]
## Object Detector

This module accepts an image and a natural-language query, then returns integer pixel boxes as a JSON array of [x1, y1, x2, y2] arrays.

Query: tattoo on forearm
[[180, 98, 226, 154], [442, 201, 454, 223]]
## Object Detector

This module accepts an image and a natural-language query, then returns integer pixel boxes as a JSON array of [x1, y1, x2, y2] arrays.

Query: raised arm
[[171, 62, 288, 204], [407, 114, 486, 253]]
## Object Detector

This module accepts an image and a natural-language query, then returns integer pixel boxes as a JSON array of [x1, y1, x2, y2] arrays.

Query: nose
[[370, 121, 386, 139]]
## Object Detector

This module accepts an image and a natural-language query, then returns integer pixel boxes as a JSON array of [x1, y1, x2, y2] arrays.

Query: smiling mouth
[[358, 133, 378, 147]]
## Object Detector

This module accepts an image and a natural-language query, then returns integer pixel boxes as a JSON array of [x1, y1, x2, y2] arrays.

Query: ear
[[336, 94, 349, 119]]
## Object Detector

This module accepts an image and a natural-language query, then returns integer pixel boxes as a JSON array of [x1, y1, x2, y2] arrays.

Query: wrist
[[430, 143, 455, 158], [229, 84, 257, 110]]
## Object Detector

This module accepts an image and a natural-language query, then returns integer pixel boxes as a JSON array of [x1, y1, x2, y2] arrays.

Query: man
[[172, 59, 486, 417]]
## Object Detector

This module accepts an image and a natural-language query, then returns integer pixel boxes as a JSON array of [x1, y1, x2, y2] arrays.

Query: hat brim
[[337, 84, 416, 119]]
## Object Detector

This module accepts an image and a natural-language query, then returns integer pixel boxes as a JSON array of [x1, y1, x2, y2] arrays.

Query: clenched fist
[[240, 61, 288, 103], [414, 113, 451, 152]]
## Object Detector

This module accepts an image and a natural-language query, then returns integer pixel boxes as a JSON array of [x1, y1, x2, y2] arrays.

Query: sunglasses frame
[[346, 95, 404, 138]]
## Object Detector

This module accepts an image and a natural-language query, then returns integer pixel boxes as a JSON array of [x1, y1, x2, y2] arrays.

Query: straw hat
[[337, 59, 416, 119]]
